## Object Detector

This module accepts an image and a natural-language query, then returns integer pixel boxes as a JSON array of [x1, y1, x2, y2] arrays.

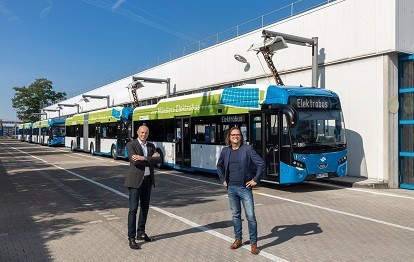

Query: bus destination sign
[[220, 115, 245, 123], [290, 97, 330, 109]]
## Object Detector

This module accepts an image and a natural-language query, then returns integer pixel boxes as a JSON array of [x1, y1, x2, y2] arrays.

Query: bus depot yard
[[0, 139, 413, 261]]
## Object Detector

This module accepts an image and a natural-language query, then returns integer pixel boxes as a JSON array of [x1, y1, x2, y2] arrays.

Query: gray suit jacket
[[124, 139, 161, 188]]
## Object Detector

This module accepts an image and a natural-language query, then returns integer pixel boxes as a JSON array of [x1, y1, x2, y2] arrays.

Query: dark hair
[[225, 126, 244, 146]]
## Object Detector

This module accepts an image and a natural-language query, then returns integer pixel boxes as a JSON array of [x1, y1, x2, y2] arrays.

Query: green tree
[[12, 78, 66, 122]]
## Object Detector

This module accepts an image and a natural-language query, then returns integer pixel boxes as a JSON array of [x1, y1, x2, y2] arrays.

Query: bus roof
[[263, 85, 339, 105], [65, 106, 133, 125], [47, 118, 65, 126], [23, 123, 32, 128], [132, 85, 269, 121]]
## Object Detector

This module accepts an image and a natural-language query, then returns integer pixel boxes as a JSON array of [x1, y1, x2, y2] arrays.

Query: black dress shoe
[[137, 233, 154, 242], [129, 239, 140, 249]]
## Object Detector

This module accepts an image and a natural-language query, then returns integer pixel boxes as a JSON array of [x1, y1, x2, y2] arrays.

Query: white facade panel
[[312, 57, 385, 181], [348, 57, 384, 180], [47, 0, 409, 111], [397, 0, 414, 53], [45, 0, 414, 184]]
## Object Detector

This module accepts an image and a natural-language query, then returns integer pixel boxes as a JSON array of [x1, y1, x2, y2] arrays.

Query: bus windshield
[[52, 125, 66, 137], [290, 109, 346, 149]]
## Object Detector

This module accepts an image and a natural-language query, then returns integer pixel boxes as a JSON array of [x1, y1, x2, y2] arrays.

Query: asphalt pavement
[[1, 139, 412, 262]]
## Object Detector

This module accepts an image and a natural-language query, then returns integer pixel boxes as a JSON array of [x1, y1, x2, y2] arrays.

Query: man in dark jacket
[[125, 125, 161, 249], [217, 126, 265, 255]]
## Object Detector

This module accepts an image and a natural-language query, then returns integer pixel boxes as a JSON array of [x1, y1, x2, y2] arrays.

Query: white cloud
[[82, 0, 198, 43], [112, 0, 126, 11], [0, 4, 19, 22], [40, 0, 53, 18], [40, 6, 52, 18]]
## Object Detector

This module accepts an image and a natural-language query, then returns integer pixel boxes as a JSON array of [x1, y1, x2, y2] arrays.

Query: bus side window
[[222, 129, 229, 145]]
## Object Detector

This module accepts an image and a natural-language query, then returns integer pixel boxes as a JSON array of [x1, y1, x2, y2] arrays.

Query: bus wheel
[[71, 141, 75, 151], [155, 147, 165, 169], [111, 145, 118, 160], [90, 143, 95, 155]]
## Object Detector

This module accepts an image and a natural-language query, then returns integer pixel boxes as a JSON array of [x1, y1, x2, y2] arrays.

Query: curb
[[319, 179, 389, 189]]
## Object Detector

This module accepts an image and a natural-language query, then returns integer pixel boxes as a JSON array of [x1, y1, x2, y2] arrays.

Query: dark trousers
[[127, 176, 152, 240]]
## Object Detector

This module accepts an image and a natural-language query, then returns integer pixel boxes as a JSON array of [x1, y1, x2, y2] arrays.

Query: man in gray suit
[[125, 125, 161, 249]]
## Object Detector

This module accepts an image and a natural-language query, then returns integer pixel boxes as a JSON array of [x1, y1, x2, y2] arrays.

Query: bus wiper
[[297, 144, 317, 153]]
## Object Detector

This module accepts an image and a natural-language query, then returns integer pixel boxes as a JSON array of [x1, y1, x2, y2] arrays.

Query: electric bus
[[32, 119, 66, 146], [18, 123, 24, 141], [18, 123, 32, 142], [65, 106, 133, 159], [131, 84, 347, 184]]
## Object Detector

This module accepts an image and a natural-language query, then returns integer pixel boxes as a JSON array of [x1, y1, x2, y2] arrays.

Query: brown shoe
[[230, 239, 242, 249], [251, 243, 259, 255]]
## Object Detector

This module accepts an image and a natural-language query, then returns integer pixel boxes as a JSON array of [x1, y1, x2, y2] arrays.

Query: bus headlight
[[292, 160, 306, 169], [338, 155, 347, 164]]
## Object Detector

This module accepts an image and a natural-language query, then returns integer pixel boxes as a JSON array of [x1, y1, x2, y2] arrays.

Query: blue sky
[[0, 0, 327, 121]]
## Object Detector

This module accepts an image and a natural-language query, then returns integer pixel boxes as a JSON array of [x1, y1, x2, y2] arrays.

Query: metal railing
[[65, 0, 335, 99]]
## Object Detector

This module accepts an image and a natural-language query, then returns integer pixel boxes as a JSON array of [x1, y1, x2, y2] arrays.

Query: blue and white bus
[[18, 123, 32, 142], [65, 107, 133, 159], [32, 119, 66, 146], [132, 84, 347, 184]]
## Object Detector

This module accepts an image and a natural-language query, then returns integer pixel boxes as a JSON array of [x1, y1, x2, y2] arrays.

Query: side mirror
[[282, 105, 298, 128]]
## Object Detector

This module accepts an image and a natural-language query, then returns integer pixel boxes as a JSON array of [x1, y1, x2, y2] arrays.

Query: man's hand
[[132, 155, 146, 161], [152, 152, 160, 158], [245, 179, 257, 188]]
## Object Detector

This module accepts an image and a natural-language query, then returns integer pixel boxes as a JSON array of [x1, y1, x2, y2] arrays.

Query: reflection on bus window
[[52, 126, 65, 137], [290, 110, 346, 147]]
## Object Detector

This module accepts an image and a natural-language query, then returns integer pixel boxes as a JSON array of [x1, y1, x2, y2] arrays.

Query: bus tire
[[111, 145, 118, 160], [155, 147, 165, 169], [90, 143, 95, 155]]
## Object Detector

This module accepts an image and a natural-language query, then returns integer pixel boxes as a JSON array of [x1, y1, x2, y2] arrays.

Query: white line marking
[[8, 142, 414, 235], [160, 172, 221, 186], [257, 192, 414, 232], [5, 144, 286, 262], [309, 181, 414, 200], [155, 172, 414, 232], [151, 206, 287, 261], [142, 171, 414, 232]]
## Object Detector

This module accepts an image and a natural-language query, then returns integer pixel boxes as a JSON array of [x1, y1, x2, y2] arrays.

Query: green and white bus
[[132, 84, 347, 184], [18, 122, 32, 142], [65, 106, 133, 159]]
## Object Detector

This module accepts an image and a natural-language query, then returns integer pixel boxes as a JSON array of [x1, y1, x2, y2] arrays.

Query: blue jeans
[[127, 176, 152, 240], [227, 185, 257, 244]]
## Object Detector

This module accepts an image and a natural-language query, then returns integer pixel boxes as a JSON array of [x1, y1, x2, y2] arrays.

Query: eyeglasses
[[230, 134, 241, 137]]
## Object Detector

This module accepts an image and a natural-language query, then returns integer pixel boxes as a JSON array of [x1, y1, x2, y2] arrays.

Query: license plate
[[316, 173, 329, 178]]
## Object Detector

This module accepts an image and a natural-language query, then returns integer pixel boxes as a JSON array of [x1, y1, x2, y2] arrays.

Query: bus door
[[83, 114, 89, 151], [116, 120, 131, 158], [175, 117, 191, 168], [250, 111, 280, 183], [47, 127, 52, 145], [250, 109, 295, 183], [75, 126, 81, 149], [95, 123, 101, 153]]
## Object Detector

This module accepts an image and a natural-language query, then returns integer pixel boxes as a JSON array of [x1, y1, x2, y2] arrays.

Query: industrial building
[[43, 0, 414, 189]]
